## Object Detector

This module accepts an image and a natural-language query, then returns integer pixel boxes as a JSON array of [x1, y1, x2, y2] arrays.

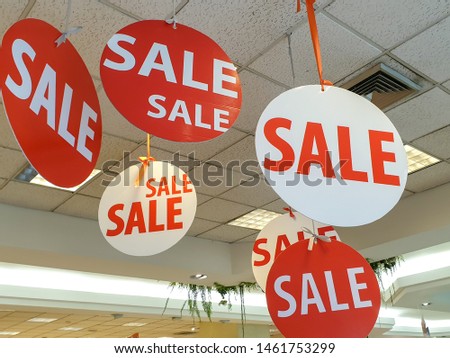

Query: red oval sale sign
[[0, 19, 102, 188], [100, 20, 242, 142], [266, 240, 381, 338]]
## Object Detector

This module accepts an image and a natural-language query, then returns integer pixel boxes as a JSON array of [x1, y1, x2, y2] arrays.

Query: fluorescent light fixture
[[0, 331, 20, 335], [122, 322, 147, 327], [421, 302, 432, 307], [27, 317, 58, 323], [404, 145, 440, 174], [228, 209, 282, 230], [58, 327, 83, 331], [16, 165, 101, 192]]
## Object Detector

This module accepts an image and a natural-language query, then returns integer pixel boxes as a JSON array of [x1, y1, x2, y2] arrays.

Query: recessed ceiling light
[[15, 165, 101, 192], [58, 327, 83, 331], [122, 322, 147, 327], [0, 331, 20, 335], [27, 317, 58, 323], [421, 302, 432, 307], [190, 274, 207, 280], [227, 209, 282, 230], [404, 145, 440, 174]]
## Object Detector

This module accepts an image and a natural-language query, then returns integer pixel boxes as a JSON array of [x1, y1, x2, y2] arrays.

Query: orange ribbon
[[135, 134, 155, 187], [297, 0, 333, 91]]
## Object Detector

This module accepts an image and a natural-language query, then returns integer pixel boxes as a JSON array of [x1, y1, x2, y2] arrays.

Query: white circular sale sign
[[255, 85, 408, 227], [98, 161, 196, 256], [252, 212, 340, 291]]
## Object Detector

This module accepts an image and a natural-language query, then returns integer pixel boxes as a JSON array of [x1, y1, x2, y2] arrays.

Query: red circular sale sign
[[252, 212, 340, 291], [100, 20, 242, 142], [266, 240, 381, 338], [98, 161, 197, 256], [0, 19, 102, 188]]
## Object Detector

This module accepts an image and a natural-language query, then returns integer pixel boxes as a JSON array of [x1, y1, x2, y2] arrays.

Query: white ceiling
[[0, 0, 450, 338]]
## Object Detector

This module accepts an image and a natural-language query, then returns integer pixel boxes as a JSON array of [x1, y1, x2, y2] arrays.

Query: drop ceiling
[[0, 0, 450, 338]]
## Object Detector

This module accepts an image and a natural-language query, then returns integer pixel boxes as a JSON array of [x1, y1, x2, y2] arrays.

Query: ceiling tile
[[151, 128, 247, 161], [412, 126, 450, 160], [219, 177, 280, 207], [406, 162, 450, 192], [262, 198, 288, 214], [212, 136, 259, 173], [290, 13, 381, 86], [237, 232, 258, 243], [443, 80, 450, 91], [107, 0, 182, 19], [326, 0, 450, 49], [196, 193, 213, 206], [386, 88, 450, 141], [196, 198, 253, 222], [186, 218, 220, 237], [54, 195, 100, 221], [392, 16, 450, 82], [0, 178, 6, 188], [0, 0, 28, 43], [98, 88, 147, 143], [249, 37, 294, 86], [198, 224, 257, 243], [0, 105, 21, 150], [189, 163, 249, 197], [96, 134, 138, 170], [178, 0, 305, 64], [0, 181, 71, 211], [233, 70, 286, 133], [29, 0, 134, 78], [0, 148, 27, 179], [401, 190, 414, 199], [78, 172, 110, 198]]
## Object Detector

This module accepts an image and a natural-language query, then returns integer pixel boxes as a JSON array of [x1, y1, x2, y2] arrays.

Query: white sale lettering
[[273, 267, 373, 318], [5, 38, 98, 162], [103, 37, 237, 132]]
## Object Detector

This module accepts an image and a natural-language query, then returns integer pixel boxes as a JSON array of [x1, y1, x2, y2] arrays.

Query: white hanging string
[[55, 0, 82, 47], [287, 32, 296, 86], [165, 0, 177, 29], [304, 224, 331, 251]]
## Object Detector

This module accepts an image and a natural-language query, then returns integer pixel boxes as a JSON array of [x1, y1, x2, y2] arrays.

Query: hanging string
[[135, 134, 155, 187], [303, 226, 331, 251], [165, 0, 177, 29], [296, 0, 333, 91], [55, 0, 82, 46]]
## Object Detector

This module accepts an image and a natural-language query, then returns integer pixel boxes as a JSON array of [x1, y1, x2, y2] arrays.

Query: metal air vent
[[342, 63, 421, 110]]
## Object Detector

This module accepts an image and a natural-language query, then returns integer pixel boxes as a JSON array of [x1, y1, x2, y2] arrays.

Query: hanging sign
[[100, 20, 242, 142], [252, 212, 340, 291], [266, 240, 381, 338], [0, 19, 102, 188], [255, 85, 407, 227], [98, 161, 197, 256]]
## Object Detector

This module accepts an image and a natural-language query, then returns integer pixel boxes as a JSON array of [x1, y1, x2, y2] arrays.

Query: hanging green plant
[[162, 281, 261, 336], [366, 255, 403, 302]]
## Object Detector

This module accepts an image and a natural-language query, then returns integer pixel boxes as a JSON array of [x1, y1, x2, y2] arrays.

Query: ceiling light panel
[[227, 209, 281, 230], [404, 145, 440, 174], [27, 317, 58, 323]]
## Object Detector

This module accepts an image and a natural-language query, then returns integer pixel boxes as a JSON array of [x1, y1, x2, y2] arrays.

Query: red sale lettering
[[369, 130, 400, 186], [253, 238, 271, 267], [106, 198, 183, 237], [0, 19, 102, 187], [145, 175, 194, 198], [263, 119, 400, 186], [100, 21, 241, 142], [298, 122, 335, 178]]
